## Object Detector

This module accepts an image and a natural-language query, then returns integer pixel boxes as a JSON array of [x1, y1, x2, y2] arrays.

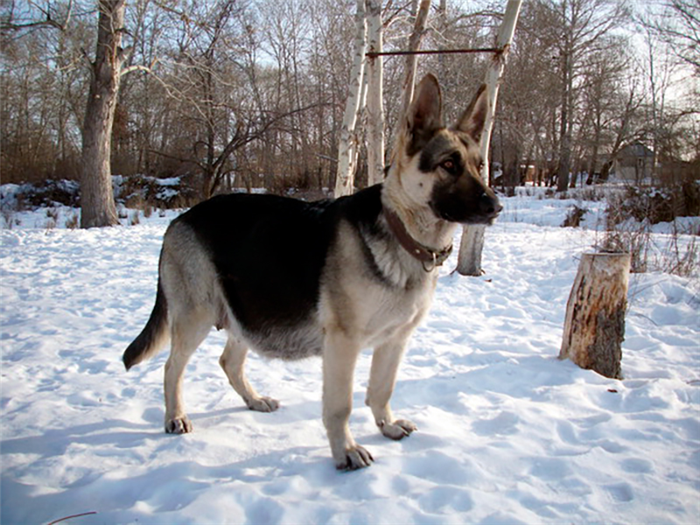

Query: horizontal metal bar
[[366, 47, 503, 58]]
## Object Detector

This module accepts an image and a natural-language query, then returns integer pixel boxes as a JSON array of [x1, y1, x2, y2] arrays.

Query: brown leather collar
[[384, 208, 453, 271]]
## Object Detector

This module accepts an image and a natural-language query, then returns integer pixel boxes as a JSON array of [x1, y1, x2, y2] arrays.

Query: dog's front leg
[[322, 329, 373, 470], [366, 336, 417, 440]]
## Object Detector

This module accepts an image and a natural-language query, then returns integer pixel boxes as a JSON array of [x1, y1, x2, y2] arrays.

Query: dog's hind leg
[[366, 335, 417, 441], [164, 313, 211, 434], [219, 336, 279, 412]]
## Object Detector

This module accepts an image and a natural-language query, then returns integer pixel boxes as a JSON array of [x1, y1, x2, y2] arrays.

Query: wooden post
[[559, 253, 631, 380]]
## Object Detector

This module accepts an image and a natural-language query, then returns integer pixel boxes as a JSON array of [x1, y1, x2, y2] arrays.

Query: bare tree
[[1, 1, 88, 184], [456, 0, 522, 276], [80, 0, 129, 228], [7, 0, 688, 209], [652, 0, 700, 73], [640, 1, 699, 177], [0, 0, 74, 32], [542, 0, 630, 191], [578, 43, 639, 183], [365, 0, 385, 187], [334, 0, 366, 197]]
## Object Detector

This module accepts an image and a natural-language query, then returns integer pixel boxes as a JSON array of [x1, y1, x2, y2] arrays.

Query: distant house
[[613, 142, 654, 184]]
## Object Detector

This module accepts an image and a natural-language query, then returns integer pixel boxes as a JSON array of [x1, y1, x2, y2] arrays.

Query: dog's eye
[[441, 160, 455, 172]]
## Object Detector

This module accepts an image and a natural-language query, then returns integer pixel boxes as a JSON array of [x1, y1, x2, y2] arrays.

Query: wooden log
[[559, 253, 631, 379]]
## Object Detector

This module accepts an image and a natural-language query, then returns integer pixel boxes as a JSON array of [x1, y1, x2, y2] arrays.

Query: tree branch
[[1, 0, 73, 33]]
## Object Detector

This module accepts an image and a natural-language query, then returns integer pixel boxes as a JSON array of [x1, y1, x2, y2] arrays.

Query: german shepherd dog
[[123, 74, 501, 470]]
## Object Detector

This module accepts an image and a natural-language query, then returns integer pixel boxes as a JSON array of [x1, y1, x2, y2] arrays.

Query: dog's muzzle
[[479, 192, 503, 223]]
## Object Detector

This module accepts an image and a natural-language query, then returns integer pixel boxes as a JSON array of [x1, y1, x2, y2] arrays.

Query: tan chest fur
[[319, 220, 438, 350]]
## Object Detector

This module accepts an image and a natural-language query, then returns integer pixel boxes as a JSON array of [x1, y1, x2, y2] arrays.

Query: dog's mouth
[[431, 194, 502, 225]]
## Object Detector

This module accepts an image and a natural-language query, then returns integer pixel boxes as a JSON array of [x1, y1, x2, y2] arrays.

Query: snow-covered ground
[[1, 190, 699, 524]]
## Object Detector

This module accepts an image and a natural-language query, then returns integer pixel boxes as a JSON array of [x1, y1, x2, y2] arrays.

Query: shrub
[[562, 205, 587, 228], [596, 228, 650, 274], [65, 213, 79, 229], [19, 180, 80, 209], [611, 183, 699, 227], [117, 174, 198, 209], [599, 182, 699, 276]]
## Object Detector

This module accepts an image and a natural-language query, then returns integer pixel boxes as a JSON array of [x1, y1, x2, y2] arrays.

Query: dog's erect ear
[[408, 74, 443, 133], [405, 74, 443, 154], [455, 83, 488, 143]]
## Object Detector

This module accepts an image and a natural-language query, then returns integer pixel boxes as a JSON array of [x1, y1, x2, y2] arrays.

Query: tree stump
[[559, 253, 630, 379]]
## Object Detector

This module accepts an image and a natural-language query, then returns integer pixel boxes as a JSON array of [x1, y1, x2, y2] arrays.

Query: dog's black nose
[[480, 193, 502, 219]]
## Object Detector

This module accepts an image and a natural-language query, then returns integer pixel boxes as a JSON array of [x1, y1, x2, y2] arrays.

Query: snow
[[1, 191, 699, 524]]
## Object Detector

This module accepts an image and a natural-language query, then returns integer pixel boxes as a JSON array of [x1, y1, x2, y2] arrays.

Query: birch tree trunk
[[334, 0, 367, 198], [395, 0, 431, 142], [365, 0, 384, 187], [80, 0, 127, 228], [456, 0, 522, 275]]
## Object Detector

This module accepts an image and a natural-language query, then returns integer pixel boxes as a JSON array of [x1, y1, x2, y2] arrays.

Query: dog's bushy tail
[[123, 279, 169, 370]]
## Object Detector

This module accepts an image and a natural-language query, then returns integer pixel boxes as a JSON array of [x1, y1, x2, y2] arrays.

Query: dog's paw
[[380, 419, 417, 440], [165, 417, 193, 434], [246, 396, 280, 413], [336, 445, 374, 471]]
